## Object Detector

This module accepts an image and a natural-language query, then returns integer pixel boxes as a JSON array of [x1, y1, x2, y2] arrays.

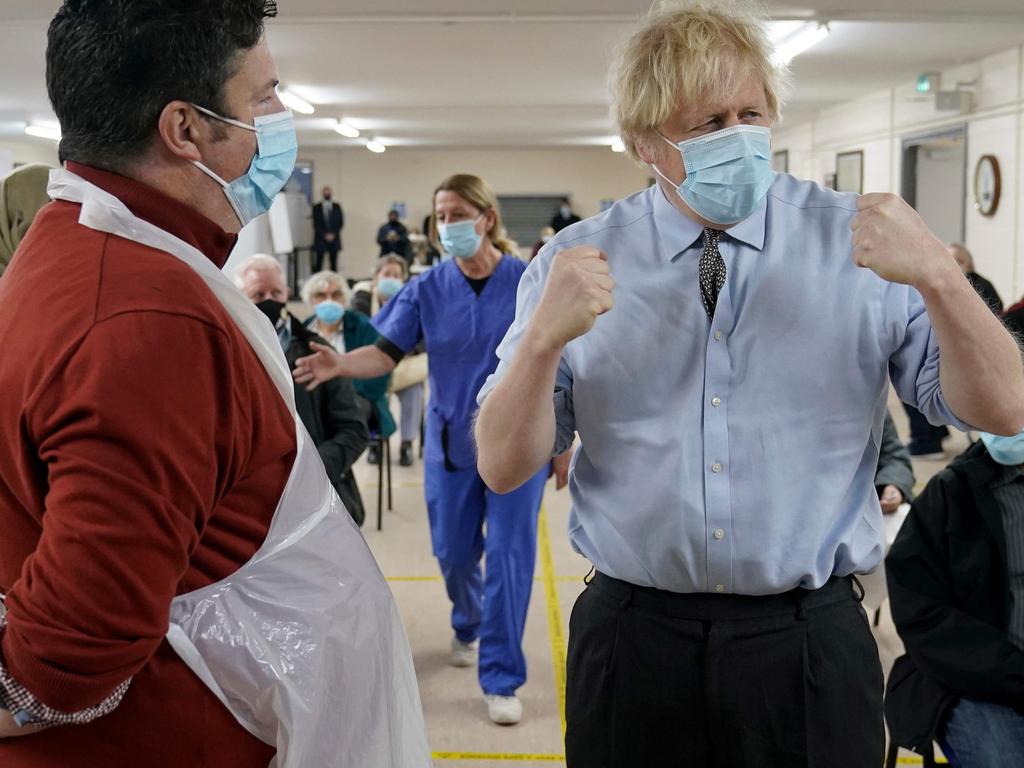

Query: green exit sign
[[917, 73, 938, 93]]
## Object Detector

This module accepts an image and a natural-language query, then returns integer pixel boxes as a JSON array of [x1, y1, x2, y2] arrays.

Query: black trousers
[[901, 402, 948, 454], [313, 244, 339, 273], [565, 573, 884, 768]]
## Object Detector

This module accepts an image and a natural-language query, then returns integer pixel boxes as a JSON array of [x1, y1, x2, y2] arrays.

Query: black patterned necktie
[[699, 228, 726, 320]]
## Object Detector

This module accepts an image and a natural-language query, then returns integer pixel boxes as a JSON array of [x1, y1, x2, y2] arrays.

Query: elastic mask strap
[[192, 103, 257, 133], [192, 161, 246, 226]]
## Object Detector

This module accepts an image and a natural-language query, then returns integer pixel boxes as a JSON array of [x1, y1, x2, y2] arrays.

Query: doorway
[[900, 126, 967, 244]]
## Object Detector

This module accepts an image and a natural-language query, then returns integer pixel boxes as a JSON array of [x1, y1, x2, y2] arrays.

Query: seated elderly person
[[236, 256, 369, 525], [302, 270, 395, 465], [885, 433, 1024, 766]]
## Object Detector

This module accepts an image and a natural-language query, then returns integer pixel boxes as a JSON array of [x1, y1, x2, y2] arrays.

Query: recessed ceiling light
[[334, 121, 360, 138], [366, 139, 386, 153], [278, 88, 315, 114], [771, 22, 830, 66], [611, 138, 626, 153], [25, 123, 61, 141]]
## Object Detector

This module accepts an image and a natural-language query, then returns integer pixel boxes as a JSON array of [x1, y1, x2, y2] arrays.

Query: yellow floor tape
[[432, 752, 565, 762], [537, 507, 569, 736]]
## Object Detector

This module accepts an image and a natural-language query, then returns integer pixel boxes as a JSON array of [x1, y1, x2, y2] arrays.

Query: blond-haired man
[[475, 3, 1024, 765]]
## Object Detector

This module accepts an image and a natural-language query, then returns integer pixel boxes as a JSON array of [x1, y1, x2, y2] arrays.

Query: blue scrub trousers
[[424, 460, 548, 696]]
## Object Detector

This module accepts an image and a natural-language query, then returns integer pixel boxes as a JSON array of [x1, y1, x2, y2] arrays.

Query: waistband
[[588, 572, 861, 622]]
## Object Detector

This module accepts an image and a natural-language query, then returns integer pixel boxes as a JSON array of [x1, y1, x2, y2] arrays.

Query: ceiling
[[2, 1, 1024, 150]]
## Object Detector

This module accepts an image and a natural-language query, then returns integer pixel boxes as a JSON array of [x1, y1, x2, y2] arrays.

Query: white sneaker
[[449, 637, 478, 668], [485, 694, 522, 725]]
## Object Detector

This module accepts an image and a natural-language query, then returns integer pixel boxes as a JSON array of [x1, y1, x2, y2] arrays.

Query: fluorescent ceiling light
[[279, 88, 315, 114], [366, 140, 386, 153], [334, 121, 360, 138], [771, 22, 829, 66], [610, 138, 626, 153], [25, 123, 61, 141]]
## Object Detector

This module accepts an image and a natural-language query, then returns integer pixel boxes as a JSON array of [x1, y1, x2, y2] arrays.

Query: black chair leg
[[386, 437, 393, 510], [376, 437, 384, 531], [884, 739, 899, 768]]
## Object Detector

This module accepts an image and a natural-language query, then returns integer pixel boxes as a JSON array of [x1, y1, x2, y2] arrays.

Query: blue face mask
[[652, 124, 774, 226], [438, 216, 484, 260], [192, 105, 298, 227], [377, 277, 403, 300], [980, 431, 1024, 466], [313, 300, 344, 326]]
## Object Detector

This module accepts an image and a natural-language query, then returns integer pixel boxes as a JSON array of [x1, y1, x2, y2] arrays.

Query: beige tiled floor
[[356, 392, 961, 767]]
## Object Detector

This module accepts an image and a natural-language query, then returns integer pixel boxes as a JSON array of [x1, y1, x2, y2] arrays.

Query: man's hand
[[851, 193, 960, 288], [550, 449, 573, 491], [879, 484, 904, 515], [293, 342, 344, 391], [527, 247, 614, 352], [324, 232, 336, 243]]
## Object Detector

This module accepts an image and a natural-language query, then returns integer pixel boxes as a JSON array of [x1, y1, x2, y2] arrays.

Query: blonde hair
[[611, 0, 789, 162], [374, 254, 409, 281], [301, 270, 350, 307], [234, 253, 284, 290], [430, 174, 516, 255]]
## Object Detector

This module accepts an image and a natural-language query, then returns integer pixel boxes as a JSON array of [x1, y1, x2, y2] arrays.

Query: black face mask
[[323, 194, 332, 201], [256, 299, 286, 329]]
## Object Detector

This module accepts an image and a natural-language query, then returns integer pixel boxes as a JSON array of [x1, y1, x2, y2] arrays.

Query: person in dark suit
[[377, 209, 410, 259], [312, 185, 344, 273], [549, 196, 581, 233]]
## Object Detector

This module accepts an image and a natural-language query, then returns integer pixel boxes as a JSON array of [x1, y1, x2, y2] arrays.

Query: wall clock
[[973, 154, 1001, 217]]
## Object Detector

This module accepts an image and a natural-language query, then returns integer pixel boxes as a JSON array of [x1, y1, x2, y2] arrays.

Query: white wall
[[0, 139, 59, 168], [774, 44, 1024, 304], [282, 146, 651, 278]]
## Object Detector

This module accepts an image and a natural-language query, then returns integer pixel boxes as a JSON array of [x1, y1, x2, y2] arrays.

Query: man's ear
[[157, 101, 205, 163], [633, 131, 658, 166]]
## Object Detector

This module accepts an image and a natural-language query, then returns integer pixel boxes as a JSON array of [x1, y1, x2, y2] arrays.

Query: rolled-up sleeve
[[477, 252, 576, 456], [888, 284, 973, 431]]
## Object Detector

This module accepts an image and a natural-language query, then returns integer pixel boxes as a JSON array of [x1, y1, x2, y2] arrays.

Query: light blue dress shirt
[[479, 175, 970, 595]]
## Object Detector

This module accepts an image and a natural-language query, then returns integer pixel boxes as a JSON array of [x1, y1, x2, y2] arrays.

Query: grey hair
[[301, 270, 351, 306], [233, 253, 285, 290]]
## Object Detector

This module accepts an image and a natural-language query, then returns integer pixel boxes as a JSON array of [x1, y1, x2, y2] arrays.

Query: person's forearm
[[338, 346, 397, 380], [917, 267, 1024, 434], [476, 326, 563, 493]]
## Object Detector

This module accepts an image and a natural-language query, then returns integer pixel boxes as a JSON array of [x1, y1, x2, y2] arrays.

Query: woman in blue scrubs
[[294, 174, 565, 726]]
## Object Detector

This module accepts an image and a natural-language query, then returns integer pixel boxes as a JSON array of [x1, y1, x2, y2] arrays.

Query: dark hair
[[46, 0, 278, 172]]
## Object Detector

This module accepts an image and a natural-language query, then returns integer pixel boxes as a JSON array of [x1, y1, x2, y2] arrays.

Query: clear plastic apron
[[47, 169, 431, 768]]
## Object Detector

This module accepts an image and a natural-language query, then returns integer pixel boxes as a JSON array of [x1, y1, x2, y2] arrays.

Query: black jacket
[[283, 316, 369, 525], [884, 441, 1024, 753], [312, 200, 344, 251], [550, 212, 581, 233]]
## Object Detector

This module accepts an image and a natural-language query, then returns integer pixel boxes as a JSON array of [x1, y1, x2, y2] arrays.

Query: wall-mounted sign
[[973, 154, 1001, 217]]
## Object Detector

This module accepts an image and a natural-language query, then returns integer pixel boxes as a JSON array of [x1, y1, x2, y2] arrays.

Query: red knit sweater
[[0, 163, 294, 766]]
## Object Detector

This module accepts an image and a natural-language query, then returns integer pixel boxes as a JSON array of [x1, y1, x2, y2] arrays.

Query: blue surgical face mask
[[438, 216, 484, 261], [377, 277, 403, 300], [651, 124, 774, 226], [980, 431, 1024, 466], [313, 300, 344, 325], [192, 104, 298, 227]]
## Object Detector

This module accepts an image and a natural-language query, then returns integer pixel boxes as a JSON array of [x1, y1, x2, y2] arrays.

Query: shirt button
[[715, 584, 726, 593], [711, 462, 723, 473], [711, 396, 722, 407], [713, 528, 725, 540], [714, 330, 723, 342]]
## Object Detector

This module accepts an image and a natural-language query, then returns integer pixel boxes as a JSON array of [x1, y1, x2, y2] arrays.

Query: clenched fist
[[851, 193, 959, 287], [530, 246, 615, 351]]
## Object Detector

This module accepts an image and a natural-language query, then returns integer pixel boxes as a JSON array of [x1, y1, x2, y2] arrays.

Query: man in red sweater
[[0, 1, 297, 764]]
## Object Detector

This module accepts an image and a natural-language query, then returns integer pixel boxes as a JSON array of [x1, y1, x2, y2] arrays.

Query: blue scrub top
[[373, 256, 526, 469]]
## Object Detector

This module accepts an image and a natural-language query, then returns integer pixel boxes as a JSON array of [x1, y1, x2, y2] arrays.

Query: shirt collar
[[66, 162, 238, 269], [652, 181, 769, 263], [991, 462, 1024, 489]]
